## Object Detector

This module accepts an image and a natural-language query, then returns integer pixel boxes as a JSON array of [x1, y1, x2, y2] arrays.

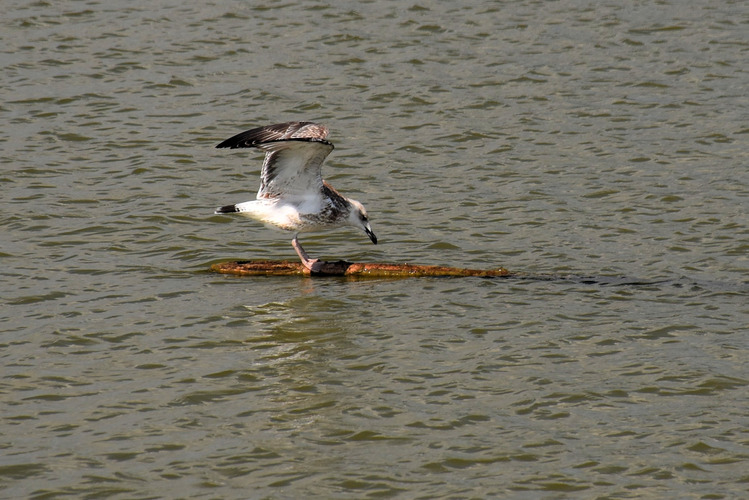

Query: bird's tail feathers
[[215, 204, 240, 214]]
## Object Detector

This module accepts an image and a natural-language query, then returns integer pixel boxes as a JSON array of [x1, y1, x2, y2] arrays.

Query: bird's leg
[[292, 235, 322, 272]]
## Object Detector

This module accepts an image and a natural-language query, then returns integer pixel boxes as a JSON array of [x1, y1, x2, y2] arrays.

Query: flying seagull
[[214, 121, 377, 272]]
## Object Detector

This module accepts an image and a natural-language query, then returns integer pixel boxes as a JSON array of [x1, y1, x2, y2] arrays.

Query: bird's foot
[[303, 258, 324, 273]]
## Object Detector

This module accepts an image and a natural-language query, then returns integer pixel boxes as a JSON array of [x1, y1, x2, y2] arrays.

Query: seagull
[[214, 121, 377, 272]]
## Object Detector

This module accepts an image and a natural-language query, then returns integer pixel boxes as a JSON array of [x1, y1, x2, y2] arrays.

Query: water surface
[[2, 0, 748, 498]]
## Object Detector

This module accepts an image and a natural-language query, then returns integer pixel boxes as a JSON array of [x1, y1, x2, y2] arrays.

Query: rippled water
[[2, 0, 748, 498]]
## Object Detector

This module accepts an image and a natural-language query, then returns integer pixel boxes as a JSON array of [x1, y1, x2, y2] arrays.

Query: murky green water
[[2, 0, 748, 498]]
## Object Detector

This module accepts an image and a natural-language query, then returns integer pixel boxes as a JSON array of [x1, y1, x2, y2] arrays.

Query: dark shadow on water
[[501, 272, 749, 293]]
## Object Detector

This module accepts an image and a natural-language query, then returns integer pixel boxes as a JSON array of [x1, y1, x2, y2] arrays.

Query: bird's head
[[348, 199, 377, 245]]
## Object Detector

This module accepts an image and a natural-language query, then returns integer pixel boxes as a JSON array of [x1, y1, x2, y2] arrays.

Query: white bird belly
[[231, 192, 349, 234], [233, 200, 303, 232]]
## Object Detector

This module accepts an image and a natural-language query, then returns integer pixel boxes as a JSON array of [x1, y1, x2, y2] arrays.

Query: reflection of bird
[[214, 122, 377, 272]]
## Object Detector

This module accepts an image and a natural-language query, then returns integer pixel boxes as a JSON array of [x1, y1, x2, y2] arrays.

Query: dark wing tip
[[258, 138, 335, 149], [216, 121, 329, 149], [215, 138, 241, 149]]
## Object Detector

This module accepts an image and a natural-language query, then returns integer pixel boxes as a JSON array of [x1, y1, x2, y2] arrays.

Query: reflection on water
[[1, 0, 747, 498]]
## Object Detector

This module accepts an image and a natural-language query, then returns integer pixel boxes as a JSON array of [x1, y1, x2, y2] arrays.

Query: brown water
[[2, 0, 748, 498]]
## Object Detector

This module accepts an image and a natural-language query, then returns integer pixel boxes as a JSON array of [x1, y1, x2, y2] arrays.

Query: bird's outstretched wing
[[216, 121, 329, 148], [217, 122, 334, 199]]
